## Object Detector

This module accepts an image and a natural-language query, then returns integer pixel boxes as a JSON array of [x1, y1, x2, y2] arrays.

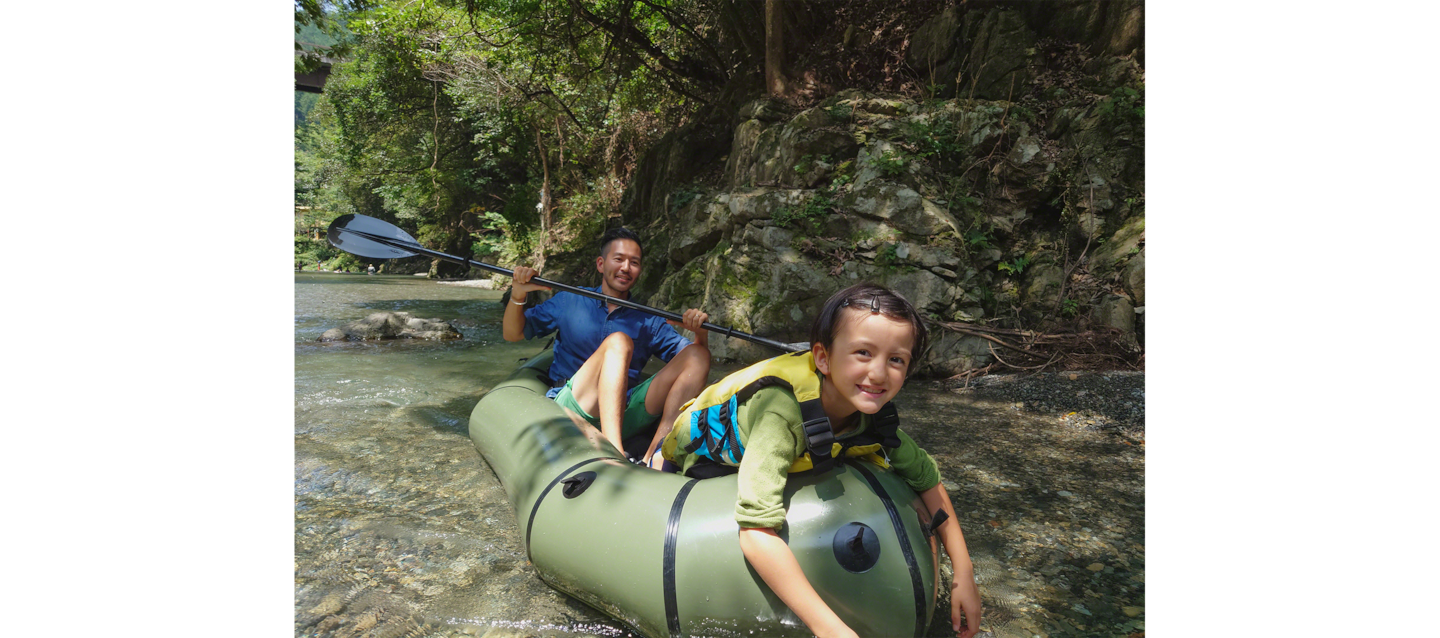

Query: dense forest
[[295, 0, 1145, 373]]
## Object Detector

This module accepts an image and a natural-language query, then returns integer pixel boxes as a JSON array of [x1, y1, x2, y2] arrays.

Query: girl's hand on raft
[[950, 577, 983, 638]]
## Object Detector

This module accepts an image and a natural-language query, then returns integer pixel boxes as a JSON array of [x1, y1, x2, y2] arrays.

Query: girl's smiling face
[[813, 308, 916, 422]]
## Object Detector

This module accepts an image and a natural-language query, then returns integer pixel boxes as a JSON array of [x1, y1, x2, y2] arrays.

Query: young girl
[[659, 283, 983, 638]]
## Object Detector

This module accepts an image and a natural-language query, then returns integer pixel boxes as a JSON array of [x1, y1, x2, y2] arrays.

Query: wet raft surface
[[295, 370, 1143, 638]]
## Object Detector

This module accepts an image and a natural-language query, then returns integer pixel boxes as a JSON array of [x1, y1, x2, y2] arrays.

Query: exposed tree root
[[935, 320, 1143, 380]]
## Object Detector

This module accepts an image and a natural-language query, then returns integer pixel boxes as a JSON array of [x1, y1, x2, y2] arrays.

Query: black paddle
[[327, 214, 805, 353]]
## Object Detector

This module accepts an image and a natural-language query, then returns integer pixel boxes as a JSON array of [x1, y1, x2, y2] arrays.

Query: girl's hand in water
[[951, 576, 982, 638]]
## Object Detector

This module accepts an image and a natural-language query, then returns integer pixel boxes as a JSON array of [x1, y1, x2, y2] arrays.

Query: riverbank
[[435, 279, 498, 289]]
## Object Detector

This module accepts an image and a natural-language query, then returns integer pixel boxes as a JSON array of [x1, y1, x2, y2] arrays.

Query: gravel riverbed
[[909, 370, 1145, 638]]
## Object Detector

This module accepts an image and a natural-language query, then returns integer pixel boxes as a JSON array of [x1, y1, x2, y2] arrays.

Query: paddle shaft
[[334, 225, 804, 353]]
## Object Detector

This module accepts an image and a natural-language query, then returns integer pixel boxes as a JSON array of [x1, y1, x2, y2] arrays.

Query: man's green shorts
[[553, 375, 659, 438]]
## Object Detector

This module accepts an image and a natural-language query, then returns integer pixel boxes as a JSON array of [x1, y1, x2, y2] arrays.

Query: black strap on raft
[[686, 457, 739, 479]]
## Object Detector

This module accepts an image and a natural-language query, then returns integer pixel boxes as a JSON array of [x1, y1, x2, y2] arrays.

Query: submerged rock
[[318, 312, 462, 342]]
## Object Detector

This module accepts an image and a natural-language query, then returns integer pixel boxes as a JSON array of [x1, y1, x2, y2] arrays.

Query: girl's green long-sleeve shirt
[[667, 386, 942, 529]]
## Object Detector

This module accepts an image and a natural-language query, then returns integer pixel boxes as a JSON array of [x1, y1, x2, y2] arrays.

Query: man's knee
[[597, 331, 635, 357], [602, 331, 634, 348], [676, 343, 710, 373]]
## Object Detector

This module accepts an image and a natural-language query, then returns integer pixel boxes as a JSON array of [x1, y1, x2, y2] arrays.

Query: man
[[503, 227, 710, 468]]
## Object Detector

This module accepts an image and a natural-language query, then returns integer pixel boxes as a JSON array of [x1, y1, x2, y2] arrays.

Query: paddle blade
[[327, 214, 422, 260]]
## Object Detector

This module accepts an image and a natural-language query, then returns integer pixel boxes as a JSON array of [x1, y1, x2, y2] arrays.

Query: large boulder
[[908, 7, 1037, 100], [918, 330, 995, 378], [843, 182, 961, 238], [318, 312, 462, 342], [726, 103, 859, 189]]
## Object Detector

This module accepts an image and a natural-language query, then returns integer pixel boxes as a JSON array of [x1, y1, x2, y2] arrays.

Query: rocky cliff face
[[617, 2, 1144, 375]]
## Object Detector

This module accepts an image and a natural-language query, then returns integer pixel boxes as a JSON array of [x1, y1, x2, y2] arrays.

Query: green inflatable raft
[[468, 351, 942, 638]]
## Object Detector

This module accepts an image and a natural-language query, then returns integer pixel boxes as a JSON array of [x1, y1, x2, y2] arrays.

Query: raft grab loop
[[833, 522, 881, 573], [923, 509, 950, 538]]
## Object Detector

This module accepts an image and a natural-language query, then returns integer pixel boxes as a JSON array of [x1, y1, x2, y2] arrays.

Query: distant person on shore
[[367, 263, 376, 275], [503, 227, 711, 468]]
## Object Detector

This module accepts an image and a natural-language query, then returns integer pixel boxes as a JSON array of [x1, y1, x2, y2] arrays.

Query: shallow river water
[[294, 272, 1145, 638]]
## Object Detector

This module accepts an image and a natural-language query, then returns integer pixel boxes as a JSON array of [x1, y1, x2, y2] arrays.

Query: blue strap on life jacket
[[684, 394, 745, 464]]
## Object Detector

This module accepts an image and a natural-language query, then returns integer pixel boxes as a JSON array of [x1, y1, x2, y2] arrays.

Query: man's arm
[[502, 265, 550, 342]]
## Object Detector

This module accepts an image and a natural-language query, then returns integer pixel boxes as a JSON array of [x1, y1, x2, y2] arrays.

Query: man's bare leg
[[565, 332, 635, 458], [639, 343, 711, 468]]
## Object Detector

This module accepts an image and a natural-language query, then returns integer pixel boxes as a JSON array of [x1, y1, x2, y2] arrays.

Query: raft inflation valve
[[833, 522, 881, 573], [561, 472, 597, 498]]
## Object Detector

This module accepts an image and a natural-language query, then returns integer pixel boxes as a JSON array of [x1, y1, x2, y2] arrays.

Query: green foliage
[[554, 180, 618, 252], [1006, 104, 1036, 123], [1096, 86, 1145, 124], [824, 103, 853, 122], [874, 243, 900, 268], [997, 255, 1030, 275], [965, 228, 994, 251], [868, 150, 907, 177], [469, 210, 539, 265], [1060, 298, 1081, 318], [772, 193, 833, 233], [670, 184, 706, 213], [295, 1, 360, 72], [294, 0, 750, 269], [904, 116, 964, 162]]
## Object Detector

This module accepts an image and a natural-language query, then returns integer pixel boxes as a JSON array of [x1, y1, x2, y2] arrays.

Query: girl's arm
[[738, 527, 857, 638], [920, 481, 983, 638]]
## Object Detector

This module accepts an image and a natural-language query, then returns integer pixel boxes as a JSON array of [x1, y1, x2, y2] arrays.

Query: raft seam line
[[524, 457, 607, 562], [663, 478, 699, 638], [849, 460, 928, 638]]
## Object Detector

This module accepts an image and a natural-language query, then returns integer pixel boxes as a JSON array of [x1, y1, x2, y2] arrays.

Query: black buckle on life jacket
[[799, 399, 837, 472]]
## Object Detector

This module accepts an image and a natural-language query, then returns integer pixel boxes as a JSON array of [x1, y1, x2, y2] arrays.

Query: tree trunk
[[764, 0, 787, 96], [535, 126, 552, 273]]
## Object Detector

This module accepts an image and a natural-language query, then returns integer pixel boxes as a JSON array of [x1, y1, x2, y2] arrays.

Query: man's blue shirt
[[523, 286, 693, 389]]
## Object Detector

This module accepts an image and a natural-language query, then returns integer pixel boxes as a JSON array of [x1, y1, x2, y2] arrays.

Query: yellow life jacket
[[670, 350, 902, 474]]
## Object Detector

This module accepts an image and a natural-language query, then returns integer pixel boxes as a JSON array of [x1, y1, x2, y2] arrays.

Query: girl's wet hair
[[809, 283, 929, 374]]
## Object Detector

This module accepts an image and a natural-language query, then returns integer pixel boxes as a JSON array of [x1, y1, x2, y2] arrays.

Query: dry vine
[[935, 319, 1143, 383]]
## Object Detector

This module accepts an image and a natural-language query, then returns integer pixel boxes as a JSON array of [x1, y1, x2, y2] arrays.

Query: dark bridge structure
[[295, 42, 334, 93]]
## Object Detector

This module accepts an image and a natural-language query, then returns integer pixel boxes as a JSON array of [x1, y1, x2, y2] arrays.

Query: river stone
[[318, 312, 462, 342]]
